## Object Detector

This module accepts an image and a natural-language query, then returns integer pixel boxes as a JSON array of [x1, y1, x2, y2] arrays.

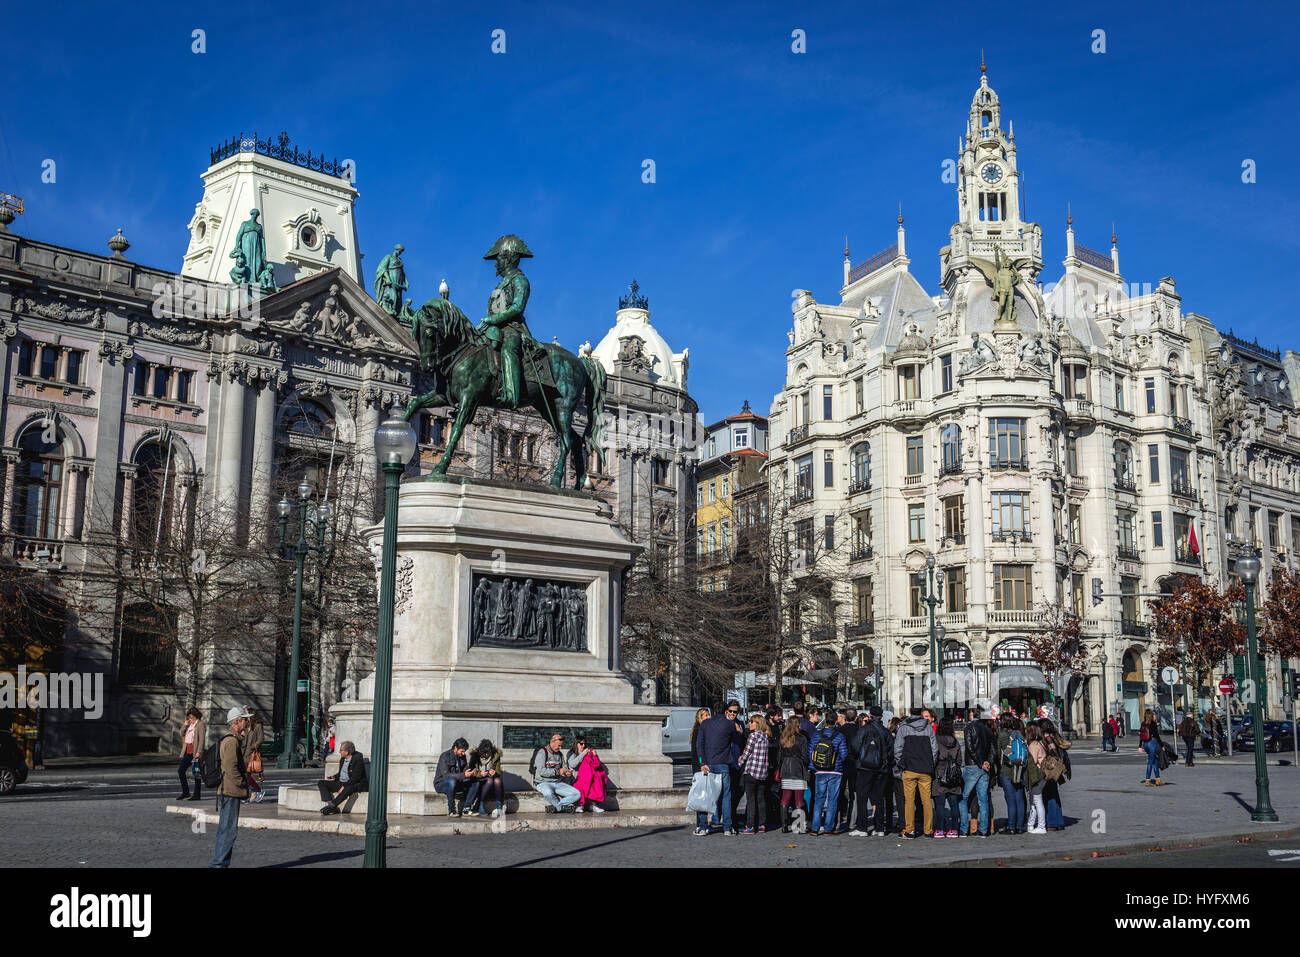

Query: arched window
[[131, 441, 178, 547], [850, 442, 871, 492], [941, 423, 962, 473], [13, 425, 64, 539], [283, 400, 336, 439], [277, 399, 341, 501]]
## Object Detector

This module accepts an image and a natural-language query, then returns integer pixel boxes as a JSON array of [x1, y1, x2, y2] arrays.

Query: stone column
[[214, 369, 246, 514], [250, 379, 276, 529], [967, 470, 987, 628], [1039, 470, 1058, 604], [118, 464, 138, 540], [0, 448, 19, 534], [87, 338, 129, 540]]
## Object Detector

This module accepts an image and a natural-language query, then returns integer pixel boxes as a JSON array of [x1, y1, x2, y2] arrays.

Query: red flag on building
[[1189, 520, 1200, 555]]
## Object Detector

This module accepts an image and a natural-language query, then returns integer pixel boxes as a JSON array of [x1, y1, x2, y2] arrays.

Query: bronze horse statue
[[402, 297, 608, 488]]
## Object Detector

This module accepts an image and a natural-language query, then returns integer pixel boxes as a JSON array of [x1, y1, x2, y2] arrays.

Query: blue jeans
[[1045, 784, 1064, 828], [209, 795, 241, 868], [1102, 736, 1116, 752], [959, 766, 990, 835], [536, 780, 581, 811], [1143, 740, 1160, 779], [704, 765, 734, 831], [811, 774, 843, 833], [937, 793, 962, 831], [435, 778, 471, 813], [999, 776, 1025, 831]]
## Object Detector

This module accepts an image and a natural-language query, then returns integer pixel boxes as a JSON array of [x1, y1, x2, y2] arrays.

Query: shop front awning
[[753, 674, 822, 687], [993, 665, 1050, 691], [805, 668, 838, 683]]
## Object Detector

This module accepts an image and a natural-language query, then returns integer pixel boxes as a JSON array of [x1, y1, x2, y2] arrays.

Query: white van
[[660, 707, 702, 757]]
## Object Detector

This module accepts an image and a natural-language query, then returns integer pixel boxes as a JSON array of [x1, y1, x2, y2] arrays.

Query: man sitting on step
[[532, 733, 582, 813], [319, 741, 368, 815]]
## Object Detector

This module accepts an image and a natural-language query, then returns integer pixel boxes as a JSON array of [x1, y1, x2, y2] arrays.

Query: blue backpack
[[1005, 731, 1028, 764]]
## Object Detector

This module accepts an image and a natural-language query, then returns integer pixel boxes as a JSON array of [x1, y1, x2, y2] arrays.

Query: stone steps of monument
[[278, 783, 684, 816]]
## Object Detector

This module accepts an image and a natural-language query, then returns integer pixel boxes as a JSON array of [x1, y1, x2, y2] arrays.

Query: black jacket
[[837, 722, 865, 772], [963, 719, 995, 768], [333, 751, 369, 791]]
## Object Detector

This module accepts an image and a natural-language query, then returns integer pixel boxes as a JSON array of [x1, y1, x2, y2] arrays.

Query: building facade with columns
[[766, 69, 1300, 731], [0, 137, 699, 757]]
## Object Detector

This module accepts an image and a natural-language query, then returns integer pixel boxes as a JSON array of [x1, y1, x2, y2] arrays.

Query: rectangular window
[[759, 498, 768, 524], [823, 450, 834, 488], [1148, 444, 1160, 484], [721, 519, 730, 553], [1170, 448, 1189, 492], [853, 577, 873, 625], [1145, 377, 1156, 414], [734, 427, 748, 449], [1117, 509, 1136, 555], [1114, 375, 1126, 412], [800, 391, 810, 426], [824, 515, 835, 552], [795, 518, 814, 557], [1269, 511, 1281, 550], [708, 481, 716, 504], [993, 564, 1032, 611], [909, 572, 923, 618], [1064, 433, 1078, 476], [40, 347, 58, 381], [707, 524, 717, 554], [696, 485, 704, 508], [176, 369, 193, 403], [1063, 364, 1088, 399], [852, 510, 871, 554], [719, 475, 729, 498], [64, 350, 83, 385], [906, 435, 924, 475], [946, 566, 967, 612], [899, 366, 918, 401], [823, 384, 833, 421], [152, 366, 170, 399], [17, 341, 36, 377], [941, 355, 953, 394], [943, 495, 965, 543], [1071, 573, 1085, 617], [991, 491, 1030, 539], [908, 503, 926, 543], [795, 455, 813, 500], [1168, 379, 1180, 418], [854, 377, 864, 414], [1068, 503, 1082, 545], [988, 418, 1026, 467], [1121, 576, 1139, 623], [696, 528, 704, 557], [1292, 516, 1300, 552], [1152, 510, 1164, 548]]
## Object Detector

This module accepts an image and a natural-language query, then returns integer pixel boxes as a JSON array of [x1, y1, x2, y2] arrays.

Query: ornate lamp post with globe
[[1233, 548, 1277, 822], [364, 413, 418, 868], [919, 554, 947, 718], [276, 481, 334, 769]]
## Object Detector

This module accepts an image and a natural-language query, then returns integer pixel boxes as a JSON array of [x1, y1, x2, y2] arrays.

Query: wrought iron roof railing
[[210, 130, 350, 180], [1076, 244, 1114, 272], [848, 243, 899, 284]]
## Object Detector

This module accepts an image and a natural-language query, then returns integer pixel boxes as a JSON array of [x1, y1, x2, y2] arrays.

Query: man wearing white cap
[[209, 706, 251, 868]]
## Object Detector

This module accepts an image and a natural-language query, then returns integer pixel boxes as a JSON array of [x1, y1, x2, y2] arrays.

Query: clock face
[[981, 162, 1003, 185]]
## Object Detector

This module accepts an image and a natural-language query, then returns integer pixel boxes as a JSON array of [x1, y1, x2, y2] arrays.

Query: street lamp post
[[276, 481, 334, 769], [364, 414, 418, 868], [1099, 651, 1109, 736], [920, 554, 946, 718], [1177, 638, 1189, 725], [1235, 550, 1278, 823]]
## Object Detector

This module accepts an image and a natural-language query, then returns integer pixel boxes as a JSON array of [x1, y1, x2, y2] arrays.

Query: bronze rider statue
[[480, 234, 533, 408]]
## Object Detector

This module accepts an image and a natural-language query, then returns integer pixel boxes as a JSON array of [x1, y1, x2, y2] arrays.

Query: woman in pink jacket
[[567, 735, 608, 813]]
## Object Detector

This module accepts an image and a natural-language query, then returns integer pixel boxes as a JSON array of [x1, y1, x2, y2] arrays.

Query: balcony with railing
[[807, 624, 838, 643], [1170, 477, 1196, 500], [791, 485, 813, 505], [1066, 397, 1095, 422], [786, 424, 809, 446], [939, 611, 968, 628], [989, 455, 1029, 471], [3, 535, 66, 566], [939, 461, 964, 478], [989, 609, 1043, 626], [1121, 619, 1149, 637], [892, 398, 931, 422], [849, 544, 873, 562], [1115, 473, 1137, 493], [1117, 545, 1140, 562], [1067, 472, 1090, 490], [903, 474, 924, 487], [1172, 416, 1194, 437], [992, 529, 1032, 543], [900, 616, 928, 630], [1174, 545, 1200, 567], [848, 477, 871, 495], [845, 620, 875, 636]]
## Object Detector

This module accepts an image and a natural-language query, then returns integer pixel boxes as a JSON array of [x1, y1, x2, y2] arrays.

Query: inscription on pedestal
[[502, 726, 613, 751], [470, 572, 588, 651]]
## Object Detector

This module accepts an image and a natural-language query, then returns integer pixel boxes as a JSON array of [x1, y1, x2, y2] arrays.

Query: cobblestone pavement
[[7, 749, 1299, 867]]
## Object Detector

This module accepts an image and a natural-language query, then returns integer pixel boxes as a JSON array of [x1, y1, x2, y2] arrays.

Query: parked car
[[0, 733, 29, 795], [660, 706, 703, 757], [1237, 721, 1295, 753]]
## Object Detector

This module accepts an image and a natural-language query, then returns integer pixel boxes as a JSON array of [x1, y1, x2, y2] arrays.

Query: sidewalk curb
[[939, 825, 1300, 868]]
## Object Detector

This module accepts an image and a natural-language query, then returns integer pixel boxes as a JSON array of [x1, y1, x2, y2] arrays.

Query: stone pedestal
[[329, 477, 672, 815]]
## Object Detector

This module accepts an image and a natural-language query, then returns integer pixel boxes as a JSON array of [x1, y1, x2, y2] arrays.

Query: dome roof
[[591, 305, 689, 390]]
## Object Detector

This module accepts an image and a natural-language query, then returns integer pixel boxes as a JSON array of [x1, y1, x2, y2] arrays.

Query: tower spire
[[1067, 202, 1072, 226], [980, 49, 986, 74]]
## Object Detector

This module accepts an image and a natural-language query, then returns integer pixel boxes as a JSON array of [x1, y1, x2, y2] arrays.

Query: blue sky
[[4, 1, 1296, 424]]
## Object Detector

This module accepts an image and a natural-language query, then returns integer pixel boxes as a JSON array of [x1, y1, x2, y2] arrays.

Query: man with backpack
[[893, 707, 938, 839], [834, 708, 863, 833], [806, 720, 848, 836], [851, 706, 890, 836], [531, 732, 582, 813], [207, 706, 251, 868], [959, 706, 995, 837]]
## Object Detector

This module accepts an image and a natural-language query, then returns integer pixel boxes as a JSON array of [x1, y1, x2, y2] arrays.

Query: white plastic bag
[[686, 771, 722, 813]]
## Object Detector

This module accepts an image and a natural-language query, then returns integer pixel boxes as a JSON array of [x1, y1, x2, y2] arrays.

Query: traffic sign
[[1161, 666, 1179, 685], [1219, 677, 1237, 694]]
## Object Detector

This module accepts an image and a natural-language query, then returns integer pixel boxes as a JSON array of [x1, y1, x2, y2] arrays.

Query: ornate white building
[[767, 68, 1300, 730]]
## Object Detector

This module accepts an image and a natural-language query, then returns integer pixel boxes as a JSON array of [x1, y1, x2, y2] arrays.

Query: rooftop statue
[[970, 247, 1030, 327], [403, 235, 608, 489], [374, 244, 408, 317], [229, 209, 267, 289]]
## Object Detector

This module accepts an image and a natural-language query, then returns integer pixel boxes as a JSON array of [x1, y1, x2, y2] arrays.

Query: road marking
[[1267, 849, 1300, 862]]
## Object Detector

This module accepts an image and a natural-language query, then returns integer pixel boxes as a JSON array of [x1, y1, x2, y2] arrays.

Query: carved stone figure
[[1018, 334, 1050, 372], [257, 261, 278, 294], [958, 332, 998, 375], [229, 251, 250, 285], [229, 209, 267, 286], [373, 244, 408, 317]]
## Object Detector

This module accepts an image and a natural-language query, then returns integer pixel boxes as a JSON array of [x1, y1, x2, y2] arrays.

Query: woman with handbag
[[997, 714, 1027, 835], [1040, 719, 1070, 830], [1140, 708, 1164, 786], [933, 719, 963, 839], [242, 708, 265, 803], [690, 708, 712, 835], [177, 708, 205, 801], [1024, 724, 1049, 834], [776, 715, 810, 832]]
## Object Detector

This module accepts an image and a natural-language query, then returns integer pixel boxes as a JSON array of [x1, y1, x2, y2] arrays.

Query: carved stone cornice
[[98, 337, 135, 362], [127, 319, 212, 349], [12, 297, 105, 329]]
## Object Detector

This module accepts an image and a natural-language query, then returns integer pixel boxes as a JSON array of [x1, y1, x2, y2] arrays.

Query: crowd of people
[[689, 700, 1076, 837]]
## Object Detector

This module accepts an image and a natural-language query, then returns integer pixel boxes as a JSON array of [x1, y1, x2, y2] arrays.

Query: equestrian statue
[[402, 235, 608, 489]]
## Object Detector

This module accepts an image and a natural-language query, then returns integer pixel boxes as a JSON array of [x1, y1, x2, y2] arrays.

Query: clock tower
[[942, 61, 1043, 295]]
